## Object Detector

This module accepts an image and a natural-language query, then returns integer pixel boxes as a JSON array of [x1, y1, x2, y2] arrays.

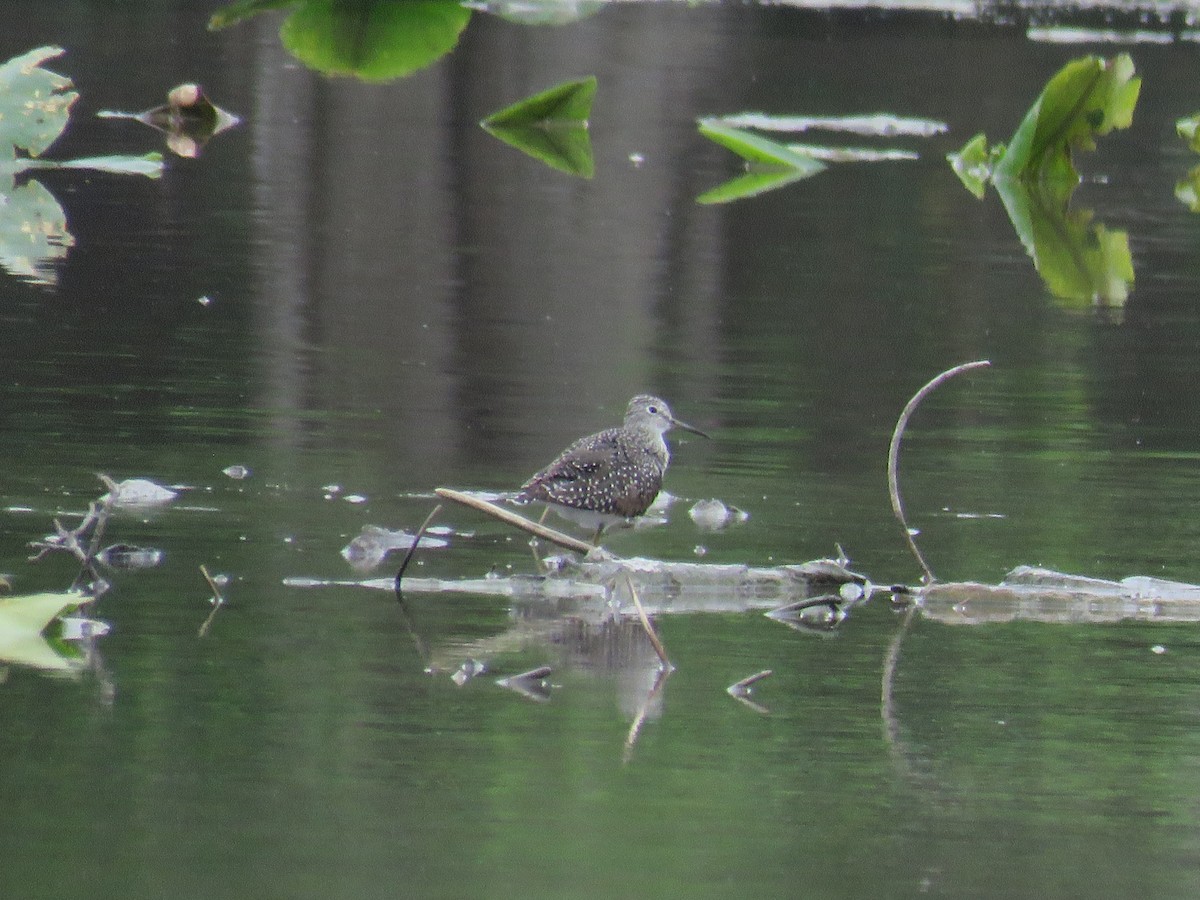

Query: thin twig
[[887, 360, 991, 585], [435, 488, 595, 555], [727, 669, 773, 714], [395, 503, 443, 589], [621, 569, 672, 671], [881, 604, 917, 752], [199, 564, 224, 604], [198, 564, 224, 637]]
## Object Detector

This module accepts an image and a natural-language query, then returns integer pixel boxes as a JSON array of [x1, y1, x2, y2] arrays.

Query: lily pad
[[0, 591, 87, 673], [0, 46, 77, 162]]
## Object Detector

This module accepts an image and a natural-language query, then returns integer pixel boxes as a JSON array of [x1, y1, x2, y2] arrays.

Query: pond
[[3, 1, 1200, 897]]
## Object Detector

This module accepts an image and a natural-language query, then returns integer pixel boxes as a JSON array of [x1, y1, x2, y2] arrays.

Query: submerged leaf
[[482, 76, 597, 127], [993, 53, 1140, 183], [0, 46, 77, 160]]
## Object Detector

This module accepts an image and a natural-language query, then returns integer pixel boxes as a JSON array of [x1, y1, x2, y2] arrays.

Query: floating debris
[[222, 465, 250, 480], [96, 543, 164, 570], [344, 494, 368, 505], [450, 659, 487, 685], [688, 498, 749, 531], [766, 595, 850, 635], [197, 295, 213, 307], [341, 525, 447, 573], [99, 476, 178, 510], [713, 112, 948, 138], [59, 616, 110, 640], [1151, 644, 1167, 655]]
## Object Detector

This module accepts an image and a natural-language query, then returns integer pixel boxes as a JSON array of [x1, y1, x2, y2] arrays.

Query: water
[[4, 2, 1200, 897]]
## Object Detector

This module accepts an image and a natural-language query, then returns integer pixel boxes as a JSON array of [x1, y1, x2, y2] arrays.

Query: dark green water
[[3, 2, 1200, 897]]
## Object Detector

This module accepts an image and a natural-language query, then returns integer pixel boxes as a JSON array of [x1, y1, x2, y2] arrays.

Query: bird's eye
[[648, 406, 658, 414]]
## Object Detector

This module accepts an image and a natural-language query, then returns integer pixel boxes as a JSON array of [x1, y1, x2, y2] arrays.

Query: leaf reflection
[[993, 176, 1133, 311], [211, 0, 472, 81], [480, 77, 597, 177], [0, 46, 163, 285]]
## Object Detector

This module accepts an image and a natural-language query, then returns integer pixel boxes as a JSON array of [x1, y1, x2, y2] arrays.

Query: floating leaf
[[947, 133, 1000, 199], [0, 591, 87, 673], [993, 53, 1140, 183], [0, 46, 76, 161], [698, 120, 827, 170], [281, 0, 471, 80], [1177, 113, 1200, 153], [482, 76, 596, 128]]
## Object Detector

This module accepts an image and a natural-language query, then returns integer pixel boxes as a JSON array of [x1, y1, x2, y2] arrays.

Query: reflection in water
[[210, 0, 473, 81], [98, 83, 241, 158]]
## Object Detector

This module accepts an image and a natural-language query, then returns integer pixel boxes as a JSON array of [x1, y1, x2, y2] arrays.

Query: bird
[[515, 395, 709, 545]]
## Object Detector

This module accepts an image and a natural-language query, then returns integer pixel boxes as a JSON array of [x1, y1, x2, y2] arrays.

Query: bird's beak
[[671, 415, 710, 439]]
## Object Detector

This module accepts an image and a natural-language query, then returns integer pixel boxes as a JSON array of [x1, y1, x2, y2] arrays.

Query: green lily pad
[[0, 46, 76, 161], [482, 76, 597, 128], [0, 591, 86, 672]]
